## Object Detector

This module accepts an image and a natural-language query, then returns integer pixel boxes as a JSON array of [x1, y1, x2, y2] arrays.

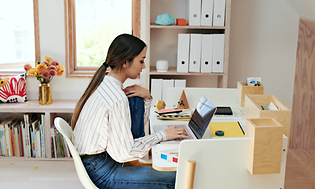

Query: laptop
[[153, 95, 217, 141]]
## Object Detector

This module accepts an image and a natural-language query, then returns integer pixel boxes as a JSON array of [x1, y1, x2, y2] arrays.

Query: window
[[0, 0, 40, 75], [65, 0, 140, 77]]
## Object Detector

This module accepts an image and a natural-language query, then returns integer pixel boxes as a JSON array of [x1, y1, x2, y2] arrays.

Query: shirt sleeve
[[106, 99, 167, 163]]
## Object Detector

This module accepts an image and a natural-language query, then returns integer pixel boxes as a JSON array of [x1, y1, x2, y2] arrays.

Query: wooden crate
[[236, 81, 264, 107], [244, 94, 291, 142], [246, 118, 283, 174]]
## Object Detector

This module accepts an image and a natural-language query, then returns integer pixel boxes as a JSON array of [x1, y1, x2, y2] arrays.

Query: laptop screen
[[188, 95, 217, 139]]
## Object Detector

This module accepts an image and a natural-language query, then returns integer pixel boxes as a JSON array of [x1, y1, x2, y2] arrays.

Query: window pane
[[0, 0, 35, 72], [75, 0, 132, 67]]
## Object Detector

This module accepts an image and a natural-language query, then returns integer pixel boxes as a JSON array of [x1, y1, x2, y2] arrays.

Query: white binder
[[150, 79, 163, 106], [212, 34, 225, 73], [201, 0, 214, 26], [213, 0, 226, 26], [177, 34, 190, 73], [162, 79, 174, 101], [189, 34, 202, 73], [201, 34, 213, 73], [175, 79, 186, 88], [188, 0, 202, 26]]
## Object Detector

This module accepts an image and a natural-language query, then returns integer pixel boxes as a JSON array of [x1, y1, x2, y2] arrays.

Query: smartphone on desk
[[155, 108, 182, 115]]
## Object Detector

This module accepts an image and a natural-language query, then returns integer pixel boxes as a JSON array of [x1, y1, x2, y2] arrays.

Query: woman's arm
[[106, 99, 167, 163]]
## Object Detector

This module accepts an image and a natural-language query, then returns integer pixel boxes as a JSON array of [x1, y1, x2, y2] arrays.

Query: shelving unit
[[0, 100, 76, 160], [145, 0, 231, 90]]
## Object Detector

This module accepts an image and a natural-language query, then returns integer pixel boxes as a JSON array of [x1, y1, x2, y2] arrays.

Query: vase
[[39, 83, 52, 105]]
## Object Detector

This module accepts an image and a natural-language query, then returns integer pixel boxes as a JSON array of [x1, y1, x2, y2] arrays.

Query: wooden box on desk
[[246, 118, 283, 174], [237, 81, 264, 107], [244, 94, 291, 142]]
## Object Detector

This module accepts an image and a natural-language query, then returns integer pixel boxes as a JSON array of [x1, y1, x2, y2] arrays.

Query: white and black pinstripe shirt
[[73, 76, 167, 163]]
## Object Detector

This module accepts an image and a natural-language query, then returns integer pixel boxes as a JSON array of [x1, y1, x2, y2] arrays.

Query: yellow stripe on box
[[209, 122, 244, 137]]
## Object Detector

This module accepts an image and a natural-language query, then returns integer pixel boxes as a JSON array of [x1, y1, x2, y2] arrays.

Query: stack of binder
[[177, 33, 225, 73], [150, 79, 186, 105], [188, 0, 226, 26]]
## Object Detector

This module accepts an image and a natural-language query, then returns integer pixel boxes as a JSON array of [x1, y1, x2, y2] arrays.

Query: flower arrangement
[[24, 56, 65, 84]]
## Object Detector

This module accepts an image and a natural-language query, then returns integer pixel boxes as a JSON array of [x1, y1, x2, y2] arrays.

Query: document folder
[[213, 0, 226, 26], [177, 34, 190, 73], [212, 34, 224, 73], [201, 0, 214, 26], [201, 34, 213, 73], [162, 79, 174, 101], [175, 79, 186, 88], [150, 79, 163, 106], [189, 34, 202, 73], [188, 0, 201, 26]]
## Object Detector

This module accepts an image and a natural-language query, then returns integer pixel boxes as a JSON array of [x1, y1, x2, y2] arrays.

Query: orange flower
[[36, 64, 48, 74], [51, 60, 60, 66], [49, 69, 57, 77], [56, 65, 65, 76], [45, 56, 52, 63], [48, 65, 57, 71], [27, 68, 36, 75], [24, 64, 32, 72], [42, 71, 50, 78], [42, 60, 50, 67]]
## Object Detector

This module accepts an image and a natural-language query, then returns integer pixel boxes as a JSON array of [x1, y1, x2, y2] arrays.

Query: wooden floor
[[0, 150, 315, 189]]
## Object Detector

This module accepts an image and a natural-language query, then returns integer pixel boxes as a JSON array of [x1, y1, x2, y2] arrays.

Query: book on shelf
[[19, 120, 25, 157], [23, 114, 31, 158], [5, 117, 17, 157], [30, 116, 40, 158], [40, 114, 46, 158], [12, 121, 21, 157], [50, 127, 57, 158], [0, 117, 12, 157]]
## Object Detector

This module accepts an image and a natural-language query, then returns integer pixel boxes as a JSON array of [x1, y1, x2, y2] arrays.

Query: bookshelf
[[145, 0, 231, 90], [0, 100, 76, 160]]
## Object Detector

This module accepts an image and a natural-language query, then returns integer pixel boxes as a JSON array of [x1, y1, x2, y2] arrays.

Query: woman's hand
[[123, 84, 151, 99], [164, 126, 188, 140]]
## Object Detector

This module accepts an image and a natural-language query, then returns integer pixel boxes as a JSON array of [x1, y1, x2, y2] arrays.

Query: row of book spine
[[50, 122, 71, 158], [0, 114, 71, 158], [0, 114, 45, 158]]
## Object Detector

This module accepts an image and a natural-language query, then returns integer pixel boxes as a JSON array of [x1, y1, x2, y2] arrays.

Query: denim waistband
[[80, 152, 104, 160]]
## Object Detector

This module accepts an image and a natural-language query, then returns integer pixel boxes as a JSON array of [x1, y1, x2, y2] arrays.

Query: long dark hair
[[71, 34, 146, 130]]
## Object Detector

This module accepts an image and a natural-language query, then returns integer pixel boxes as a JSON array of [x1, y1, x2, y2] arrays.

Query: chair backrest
[[54, 117, 98, 189]]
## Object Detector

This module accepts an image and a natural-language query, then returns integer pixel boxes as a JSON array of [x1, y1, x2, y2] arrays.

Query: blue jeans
[[81, 97, 176, 189]]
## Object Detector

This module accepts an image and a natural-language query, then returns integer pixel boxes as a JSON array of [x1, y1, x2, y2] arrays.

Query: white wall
[[228, 0, 299, 109], [27, 0, 300, 110]]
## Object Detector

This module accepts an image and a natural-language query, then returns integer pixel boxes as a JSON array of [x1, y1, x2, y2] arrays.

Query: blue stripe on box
[[161, 154, 167, 160]]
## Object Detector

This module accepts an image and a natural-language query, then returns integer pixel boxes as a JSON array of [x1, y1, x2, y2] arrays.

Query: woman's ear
[[123, 60, 129, 69]]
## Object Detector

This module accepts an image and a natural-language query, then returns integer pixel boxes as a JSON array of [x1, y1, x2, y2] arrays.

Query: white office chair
[[54, 117, 98, 189]]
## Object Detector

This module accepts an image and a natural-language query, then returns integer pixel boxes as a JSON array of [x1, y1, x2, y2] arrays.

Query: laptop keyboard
[[166, 124, 195, 140]]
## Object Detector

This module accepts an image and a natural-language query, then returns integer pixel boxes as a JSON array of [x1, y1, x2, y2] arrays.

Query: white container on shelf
[[156, 60, 169, 72]]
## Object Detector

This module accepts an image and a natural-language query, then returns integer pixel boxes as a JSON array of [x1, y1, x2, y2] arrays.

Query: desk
[[150, 106, 244, 171], [149, 88, 288, 189], [150, 88, 245, 171]]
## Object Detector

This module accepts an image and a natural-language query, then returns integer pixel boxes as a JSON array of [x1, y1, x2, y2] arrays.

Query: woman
[[71, 34, 188, 189]]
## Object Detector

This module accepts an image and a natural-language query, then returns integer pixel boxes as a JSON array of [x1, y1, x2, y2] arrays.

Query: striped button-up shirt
[[73, 76, 167, 163]]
